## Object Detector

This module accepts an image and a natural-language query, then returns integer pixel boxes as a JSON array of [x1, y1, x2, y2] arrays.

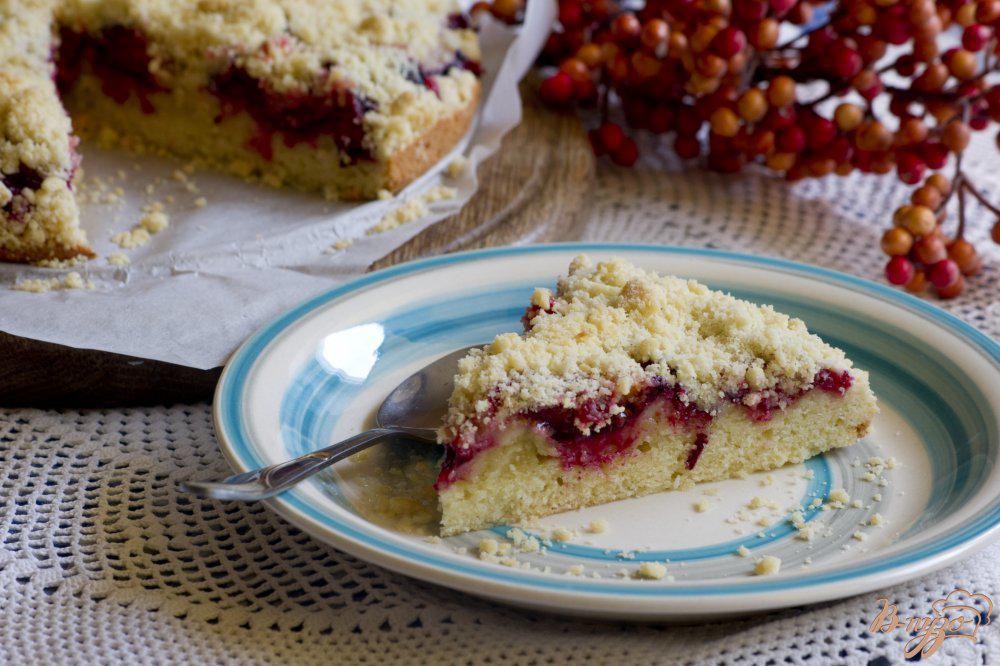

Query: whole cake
[[0, 0, 480, 262], [436, 256, 879, 536]]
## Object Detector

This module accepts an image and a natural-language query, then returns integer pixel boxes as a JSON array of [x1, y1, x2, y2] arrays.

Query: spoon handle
[[180, 426, 437, 501]]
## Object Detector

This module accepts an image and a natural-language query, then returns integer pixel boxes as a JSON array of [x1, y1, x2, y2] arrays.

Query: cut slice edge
[[438, 370, 878, 536]]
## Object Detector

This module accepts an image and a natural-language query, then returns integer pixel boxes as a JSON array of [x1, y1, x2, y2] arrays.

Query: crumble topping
[[441, 255, 852, 446]]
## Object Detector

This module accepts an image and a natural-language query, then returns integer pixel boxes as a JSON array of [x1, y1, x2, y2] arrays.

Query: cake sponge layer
[[67, 75, 479, 201], [438, 371, 877, 536]]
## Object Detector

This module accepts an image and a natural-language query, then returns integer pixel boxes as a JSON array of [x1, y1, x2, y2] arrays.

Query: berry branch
[[474, 0, 1000, 298]]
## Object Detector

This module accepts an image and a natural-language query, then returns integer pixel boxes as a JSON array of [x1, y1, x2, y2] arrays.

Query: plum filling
[[57, 26, 166, 113], [435, 368, 854, 489], [0, 166, 45, 223], [209, 65, 376, 163], [737, 368, 853, 422], [406, 52, 482, 98]]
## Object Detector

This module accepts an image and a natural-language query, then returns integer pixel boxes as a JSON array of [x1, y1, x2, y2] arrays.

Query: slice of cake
[[436, 256, 879, 536], [0, 0, 480, 263], [0, 0, 90, 262]]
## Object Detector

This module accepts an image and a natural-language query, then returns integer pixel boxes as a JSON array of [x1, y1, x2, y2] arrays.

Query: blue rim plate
[[213, 244, 1000, 619]]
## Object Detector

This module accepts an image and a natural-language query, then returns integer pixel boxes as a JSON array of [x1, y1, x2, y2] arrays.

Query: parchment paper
[[0, 1, 554, 369]]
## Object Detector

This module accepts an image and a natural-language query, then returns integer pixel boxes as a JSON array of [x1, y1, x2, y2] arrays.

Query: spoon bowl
[[181, 344, 480, 501]]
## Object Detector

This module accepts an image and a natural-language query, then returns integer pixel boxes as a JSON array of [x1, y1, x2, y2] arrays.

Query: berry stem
[[957, 176, 967, 241], [962, 179, 1000, 218]]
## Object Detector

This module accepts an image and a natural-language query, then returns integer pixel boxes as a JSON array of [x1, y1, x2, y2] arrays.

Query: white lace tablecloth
[[2, 135, 997, 664]]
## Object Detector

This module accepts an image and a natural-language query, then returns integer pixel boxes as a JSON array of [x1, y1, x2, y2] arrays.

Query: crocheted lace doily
[[1, 137, 997, 664]]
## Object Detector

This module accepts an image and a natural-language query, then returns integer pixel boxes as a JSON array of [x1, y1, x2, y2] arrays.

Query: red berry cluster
[[477, 0, 999, 298]]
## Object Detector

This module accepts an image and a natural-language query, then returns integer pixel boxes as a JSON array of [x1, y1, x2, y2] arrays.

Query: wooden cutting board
[[1, 89, 595, 407]]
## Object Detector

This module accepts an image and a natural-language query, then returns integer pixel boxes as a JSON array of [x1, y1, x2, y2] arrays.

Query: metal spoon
[[181, 345, 477, 501]]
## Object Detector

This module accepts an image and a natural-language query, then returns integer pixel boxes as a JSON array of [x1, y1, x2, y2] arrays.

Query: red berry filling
[[209, 64, 376, 163], [1, 165, 45, 223], [57, 27, 166, 114], [435, 368, 854, 489]]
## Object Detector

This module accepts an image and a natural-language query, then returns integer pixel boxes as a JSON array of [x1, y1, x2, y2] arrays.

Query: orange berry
[[956, 3, 978, 26], [834, 103, 864, 131], [926, 173, 951, 194], [641, 19, 670, 51], [737, 88, 768, 123], [905, 269, 929, 293], [913, 236, 948, 264], [898, 117, 928, 144], [911, 184, 942, 209], [947, 238, 979, 274], [942, 121, 971, 152], [767, 75, 796, 107], [752, 19, 780, 50], [766, 152, 796, 171], [576, 43, 603, 68], [857, 120, 893, 151], [947, 49, 977, 79], [710, 107, 741, 137], [881, 227, 914, 256], [900, 205, 938, 235], [560, 57, 590, 82]]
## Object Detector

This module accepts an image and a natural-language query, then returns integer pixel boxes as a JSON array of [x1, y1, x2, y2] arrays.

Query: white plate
[[213, 244, 1000, 620]]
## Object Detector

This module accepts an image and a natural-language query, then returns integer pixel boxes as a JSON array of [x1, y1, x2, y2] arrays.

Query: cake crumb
[[423, 184, 457, 204], [111, 227, 151, 250], [139, 204, 170, 234], [325, 238, 355, 254], [376, 189, 393, 200], [754, 556, 781, 576], [586, 519, 609, 534], [370, 197, 428, 234], [193, 196, 207, 208], [760, 474, 775, 487], [748, 496, 779, 510], [107, 253, 130, 267], [869, 513, 885, 527], [852, 531, 867, 541], [566, 565, 585, 576], [506, 528, 540, 553], [551, 528, 575, 542], [828, 488, 850, 505], [873, 493, 882, 502], [693, 499, 713, 513], [635, 562, 668, 580], [795, 523, 821, 542], [851, 499, 864, 509], [12, 272, 94, 293], [736, 545, 751, 558], [885, 457, 898, 469], [447, 155, 469, 178], [477, 538, 499, 556], [702, 487, 719, 496]]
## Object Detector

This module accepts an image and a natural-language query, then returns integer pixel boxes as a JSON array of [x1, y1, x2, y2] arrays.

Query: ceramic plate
[[213, 245, 1000, 620]]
